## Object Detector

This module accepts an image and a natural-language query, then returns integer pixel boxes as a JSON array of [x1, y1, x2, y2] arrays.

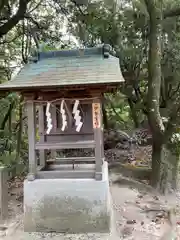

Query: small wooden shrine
[[0, 44, 124, 234], [0, 44, 124, 181]]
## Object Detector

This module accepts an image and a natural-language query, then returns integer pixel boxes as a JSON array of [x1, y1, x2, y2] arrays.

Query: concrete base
[[24, 162, 112, 234]]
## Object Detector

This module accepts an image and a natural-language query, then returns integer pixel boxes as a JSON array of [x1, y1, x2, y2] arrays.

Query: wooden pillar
[[92, 98, 103, 180], [100, 101, 105, 160], [27, 101, 36, 181], [0, 167, 8, 221], [101, 126, 104, 160], [38, 105, 45, 167]]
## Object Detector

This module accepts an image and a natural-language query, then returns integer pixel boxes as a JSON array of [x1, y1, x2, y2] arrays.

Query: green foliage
[[0, 95, 28, 175], [0, 0, 76, 176], [104, 92, 134, 130], [67, 0, 180, 130]]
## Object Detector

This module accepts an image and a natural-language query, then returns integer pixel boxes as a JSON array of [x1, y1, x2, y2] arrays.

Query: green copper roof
[[0, 45, 124, 91]]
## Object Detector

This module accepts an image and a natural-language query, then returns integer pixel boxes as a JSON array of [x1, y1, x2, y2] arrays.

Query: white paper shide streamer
[[73, 100, 83, 132], [60, 100, 67, 131], [46, 102, 53, 134]]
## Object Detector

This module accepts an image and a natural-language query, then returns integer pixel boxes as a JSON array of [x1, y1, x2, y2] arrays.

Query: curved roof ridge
[[39, 46, 103, 60]]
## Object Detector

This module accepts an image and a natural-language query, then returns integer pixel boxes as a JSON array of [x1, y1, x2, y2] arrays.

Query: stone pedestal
[[24, 162, 112, 234], [0, 166, 8, 221]]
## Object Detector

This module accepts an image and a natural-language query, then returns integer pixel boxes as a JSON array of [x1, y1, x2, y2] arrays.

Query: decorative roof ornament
[[103, 44, 110, 58], [28, 31, 40, 63], [78, 48, 85, 57], [28, 49, 39, 63]]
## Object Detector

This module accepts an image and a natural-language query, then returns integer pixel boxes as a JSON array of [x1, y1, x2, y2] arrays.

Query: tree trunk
[[128, 98, 139, 128], [8, 104, 12, 155], [171, 154, 180, 190], [151, 140, 179, 194], [102, 103, 108, 129], [145, 1, 166, 192], [1, 101, 15, 130], [166, 145, 180, 190], [16, 98, 23, 162], [151, 140, 162, 188], [145, 1, 180, 193]]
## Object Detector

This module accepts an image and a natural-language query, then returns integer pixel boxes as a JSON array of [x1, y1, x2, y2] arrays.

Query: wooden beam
[[92, 98, 103, 180], [44, 131, 93, 135], [21, 84, 119, 101], [46, 164, 95, 171], [49, 156, 95, 161], [35, 140, 95, 150], [36, 165, 45, 171], [46, 157, 95, 165], [26, 101, 36, 181], [36, 98, 93, 104], [23, 92, 36, 101], [6, 83, 120, 96]]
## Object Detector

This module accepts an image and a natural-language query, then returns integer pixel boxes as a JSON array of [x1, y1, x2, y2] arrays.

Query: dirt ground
[[1, 171, 180, 240]]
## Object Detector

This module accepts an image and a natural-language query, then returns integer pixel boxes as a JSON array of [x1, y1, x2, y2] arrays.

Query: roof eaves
[[0, 81, 124, 92]]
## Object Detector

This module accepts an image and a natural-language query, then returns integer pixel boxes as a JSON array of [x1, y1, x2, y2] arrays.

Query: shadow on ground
[[109, 162, 154, 193]]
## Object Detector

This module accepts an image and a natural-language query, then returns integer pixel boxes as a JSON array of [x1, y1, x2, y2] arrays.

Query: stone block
[[24, 162, 112, 234], [0, 166, 8, 221]]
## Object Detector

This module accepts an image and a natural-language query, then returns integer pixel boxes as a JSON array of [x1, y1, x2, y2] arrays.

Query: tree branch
[[164, 7, 180, 18], [0, 0, 31, 38], [0, 33, 21, 44], [28, 0, 43, 14], [24, 14, 42, 29], [109, 100, 126, 123], [1, 101, 15, 130], [29, 28, 39, 49], [169, 82, 180, 101], [21, 20, 28, 64], [0, 0, 6, 12], [164, 103, 180, 141]]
